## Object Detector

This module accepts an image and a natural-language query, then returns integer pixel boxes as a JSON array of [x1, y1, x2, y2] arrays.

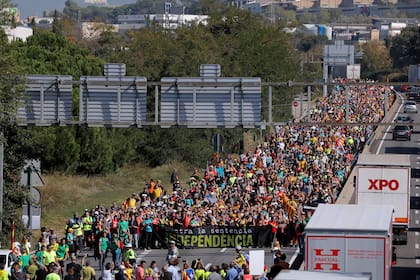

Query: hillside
[[39, 162, 193, 236]]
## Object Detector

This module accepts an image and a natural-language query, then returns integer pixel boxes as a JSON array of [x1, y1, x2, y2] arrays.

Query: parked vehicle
[[0, 249, 13, 276]]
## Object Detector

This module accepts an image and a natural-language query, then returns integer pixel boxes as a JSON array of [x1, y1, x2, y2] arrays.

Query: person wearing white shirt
[[167, 258, 181, 280]]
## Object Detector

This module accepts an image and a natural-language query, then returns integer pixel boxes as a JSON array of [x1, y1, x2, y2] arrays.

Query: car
[[407, 90, 420, 102], [403, 101, 418, 113], [395, 114, 414, 130], [0, 249, 13, 276], [392, 125, 411, 141]]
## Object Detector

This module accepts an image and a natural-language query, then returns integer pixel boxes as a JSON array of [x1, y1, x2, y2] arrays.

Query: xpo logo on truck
[[368, 179, 399, 191], [313, 249, 342, 271]]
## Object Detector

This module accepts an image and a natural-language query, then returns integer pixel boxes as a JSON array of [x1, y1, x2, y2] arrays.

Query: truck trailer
[[355, 154, 410, 244], [275, 270, 371, 280], [304, 204, 393, 280]]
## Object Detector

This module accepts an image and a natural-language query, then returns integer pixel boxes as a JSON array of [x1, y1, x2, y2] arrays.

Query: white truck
[[276, 270, 371, 280], [355, 154, 410, 244], [304, 204, 393, 280]]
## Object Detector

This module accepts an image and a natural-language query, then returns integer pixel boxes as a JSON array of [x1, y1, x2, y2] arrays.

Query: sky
[[12, 0, 66, 18], [12, 0, 137, 19]]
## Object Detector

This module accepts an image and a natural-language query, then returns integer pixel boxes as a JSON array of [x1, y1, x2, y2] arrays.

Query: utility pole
[[25, 165, 35, 245], [0, 131, 3, 233]]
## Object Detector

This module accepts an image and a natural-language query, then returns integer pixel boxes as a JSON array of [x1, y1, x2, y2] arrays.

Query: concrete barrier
[[365, 91, 402, 155]]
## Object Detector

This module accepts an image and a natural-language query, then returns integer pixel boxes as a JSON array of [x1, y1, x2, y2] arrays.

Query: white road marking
[[416, 220, 419, 225], [416, 259, 420, 265], [289, 248, 299, 266], [375, 91, 404, 155], [416, 210, 419, 215], [220, 248, 227, 253], [416, 232, 419, 236]]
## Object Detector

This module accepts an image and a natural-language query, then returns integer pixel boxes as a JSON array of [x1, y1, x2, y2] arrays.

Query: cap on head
[[235, 245, 242, 251]]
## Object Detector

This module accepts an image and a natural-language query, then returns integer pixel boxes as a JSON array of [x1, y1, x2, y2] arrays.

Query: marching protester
[[23, 81, 391, 280], [166, 241, 180, 262]]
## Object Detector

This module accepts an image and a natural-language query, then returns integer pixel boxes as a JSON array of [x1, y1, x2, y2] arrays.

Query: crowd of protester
[[1, 80, 395, 280]]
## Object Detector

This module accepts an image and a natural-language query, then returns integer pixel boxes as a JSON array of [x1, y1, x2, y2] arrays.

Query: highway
[[69, 92, 420, 275], [375, 92, 420, 268], [74, 246, 299, 276]]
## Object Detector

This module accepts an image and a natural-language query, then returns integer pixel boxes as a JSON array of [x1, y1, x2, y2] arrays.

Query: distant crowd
[[1, 80, 394, 280]]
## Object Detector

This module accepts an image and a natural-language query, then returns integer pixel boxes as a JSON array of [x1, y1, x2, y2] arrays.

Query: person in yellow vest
[[43, 245, 57, 266], [122, 244, 136, 266], [0, 263, 8, 280], [123, 260, 134, 280], [72, 220, 84, 255], [153, 181, 163, 201], [194, 260, 206, 280], [50, 239, 59, 253], [45, 263, 61, 280], [82, 211, 93, 249], [127, 193, 139, 211], [234, 245, 249, 268]]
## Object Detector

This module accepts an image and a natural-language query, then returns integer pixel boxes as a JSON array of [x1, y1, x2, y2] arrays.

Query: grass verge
[[39, 162, 193, 237]]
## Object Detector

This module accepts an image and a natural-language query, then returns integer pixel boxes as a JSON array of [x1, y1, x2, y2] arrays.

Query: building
[[84, 0, 107, 4], [117, 13, 208, 32], [372, 17, 420, 39], [331, 23, 374, 42], [81, 22, 119, 40], [2, 26, 33, 42]]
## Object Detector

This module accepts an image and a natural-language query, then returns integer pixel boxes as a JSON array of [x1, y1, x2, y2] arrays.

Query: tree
[[0, 0, 16, 26], [0, 26, 35, 246], [389, 26, 420, 69], [77, 127, 113, 175], [52, 10, 63, 35], [361, 40, 392, 78], [318, 9, 330, 24], [63, 0, 80, 21], [9, 30, 103, 77], [297, 12, 316, 24], [7, 30, 105, 175], [192, 0, 229, 15], [296, 35, 328, 53]]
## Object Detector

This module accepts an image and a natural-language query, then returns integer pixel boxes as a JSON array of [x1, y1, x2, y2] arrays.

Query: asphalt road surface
[[72, 246, 299, 276], [376, 92, 420, 267]]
